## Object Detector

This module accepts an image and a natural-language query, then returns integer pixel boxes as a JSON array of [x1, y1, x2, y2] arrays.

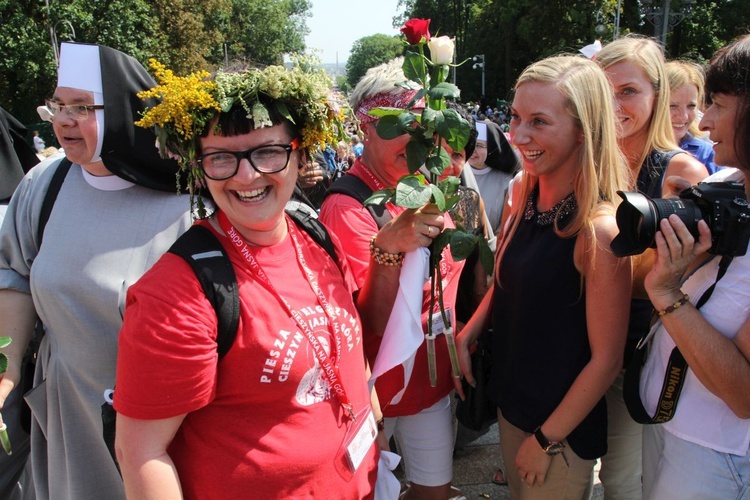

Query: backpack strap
[[639, 149, 681, 199], [26, 157, 74, 432], [285, 207, 339, 267], [168, 225, 240, 360], [325, 174, 393, 229], [38, 158, 72, 246], [168, 211, 341, 360]]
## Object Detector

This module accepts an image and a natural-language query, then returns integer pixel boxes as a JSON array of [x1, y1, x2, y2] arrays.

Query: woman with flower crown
[[112, 62, 401, 498], [457, 55, 632, 498]]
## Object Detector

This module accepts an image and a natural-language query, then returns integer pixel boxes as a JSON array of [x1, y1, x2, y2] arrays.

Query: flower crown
[[135, 58, 346, 180]]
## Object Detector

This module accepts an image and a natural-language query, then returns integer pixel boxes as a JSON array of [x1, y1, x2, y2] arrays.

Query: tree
[[0, 1, 56, 124], [210, 0, 311, 66], [346, 34, 404, 88], [149, 0, 230, 73], [0, 0, 312, 125], [398, 0, 750, 104]]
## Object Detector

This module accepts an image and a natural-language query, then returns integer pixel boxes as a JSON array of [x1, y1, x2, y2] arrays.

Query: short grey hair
[[349, 57, 412, 111]]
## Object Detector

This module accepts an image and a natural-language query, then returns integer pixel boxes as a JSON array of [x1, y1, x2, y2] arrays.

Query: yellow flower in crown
[[136, 57, 348, 196], [136, 59, 220, 143]]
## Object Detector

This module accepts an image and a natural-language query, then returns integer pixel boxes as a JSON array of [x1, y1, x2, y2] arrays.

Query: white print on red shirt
[[259, 304, 361, 405], [299, 304, 361, 352]]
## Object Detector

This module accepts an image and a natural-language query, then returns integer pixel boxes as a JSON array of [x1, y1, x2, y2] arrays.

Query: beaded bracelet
[[369, 235, 404, 267], [658, 294, 690, 317]]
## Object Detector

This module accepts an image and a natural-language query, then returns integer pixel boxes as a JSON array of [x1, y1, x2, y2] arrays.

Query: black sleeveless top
[[628, 149, 683, 351], [490, 189, 607, 459]]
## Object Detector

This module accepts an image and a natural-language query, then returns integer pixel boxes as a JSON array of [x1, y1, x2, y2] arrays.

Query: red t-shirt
[[115, 217, 377, 499], [320, 159, 464, 417]]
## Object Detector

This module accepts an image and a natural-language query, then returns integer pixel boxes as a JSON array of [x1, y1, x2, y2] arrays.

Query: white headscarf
[[57, 43, 105, 162]]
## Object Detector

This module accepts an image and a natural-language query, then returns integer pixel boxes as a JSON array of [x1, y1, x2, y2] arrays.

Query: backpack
[[100, 204, 339, 475]]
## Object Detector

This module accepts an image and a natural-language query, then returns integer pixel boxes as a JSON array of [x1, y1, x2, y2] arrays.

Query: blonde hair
[[596, 36, 678, 168], [665, 60, 707, 138], [498, 55, 628, 271]]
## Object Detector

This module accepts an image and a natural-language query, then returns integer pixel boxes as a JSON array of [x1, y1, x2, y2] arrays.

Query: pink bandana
[[355, 90, 426, 124]]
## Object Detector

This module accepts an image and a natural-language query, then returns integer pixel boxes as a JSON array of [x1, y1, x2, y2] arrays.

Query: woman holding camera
[[595, 36, 710, 499], [637, 34, 750, 500]]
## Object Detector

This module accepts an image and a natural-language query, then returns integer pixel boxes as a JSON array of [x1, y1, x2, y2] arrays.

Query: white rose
[[427, 36, 455, 65]]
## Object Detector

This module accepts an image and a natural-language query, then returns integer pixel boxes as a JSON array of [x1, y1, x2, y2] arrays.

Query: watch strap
[[534, 426, 564, 455]]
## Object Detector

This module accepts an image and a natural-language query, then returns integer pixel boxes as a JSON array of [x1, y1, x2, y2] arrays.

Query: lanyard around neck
[[358, 161, 386, 191], [216, 211, 355, 420]]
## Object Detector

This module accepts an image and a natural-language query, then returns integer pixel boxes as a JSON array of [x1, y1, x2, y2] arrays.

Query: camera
[[610, 182, 750, 257]]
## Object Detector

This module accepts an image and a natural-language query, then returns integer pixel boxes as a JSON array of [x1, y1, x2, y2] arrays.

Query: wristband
[[658, 294, 689, 317], [369, 235, 404, 267]]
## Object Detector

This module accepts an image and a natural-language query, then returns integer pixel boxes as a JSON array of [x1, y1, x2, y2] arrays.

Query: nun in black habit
[[0, 42, 193, 499], [467, 121, 519, 233]]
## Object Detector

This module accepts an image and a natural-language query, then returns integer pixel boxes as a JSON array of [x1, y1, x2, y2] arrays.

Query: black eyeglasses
[[197, 138, 301, 180], [46, 100, 104, 121]]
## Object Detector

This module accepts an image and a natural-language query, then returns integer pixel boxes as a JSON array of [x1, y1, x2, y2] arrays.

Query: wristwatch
[[534, 427, 565, 456]]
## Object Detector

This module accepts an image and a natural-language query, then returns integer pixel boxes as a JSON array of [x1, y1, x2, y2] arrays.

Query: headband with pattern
[[355, 90, 426, 124]]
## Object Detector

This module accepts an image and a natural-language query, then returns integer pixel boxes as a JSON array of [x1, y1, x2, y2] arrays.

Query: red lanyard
[[358, 161, 386, 191], [216, 211, 354, 420]]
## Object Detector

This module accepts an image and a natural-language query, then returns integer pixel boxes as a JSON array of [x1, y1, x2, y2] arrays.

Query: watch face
[[545, 442, 565, 455], [534, 427, 565, 455]]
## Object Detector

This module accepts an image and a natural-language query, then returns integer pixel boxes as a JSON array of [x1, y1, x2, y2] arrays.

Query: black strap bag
[[455, 327, 496, 432]]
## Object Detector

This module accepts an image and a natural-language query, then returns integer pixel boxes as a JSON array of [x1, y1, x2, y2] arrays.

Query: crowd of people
[[0, 30, 747, 500]]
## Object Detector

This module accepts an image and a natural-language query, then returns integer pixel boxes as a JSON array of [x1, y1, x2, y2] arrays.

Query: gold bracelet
[[658, 294, 689, 317], [369, 235, 404, 267]]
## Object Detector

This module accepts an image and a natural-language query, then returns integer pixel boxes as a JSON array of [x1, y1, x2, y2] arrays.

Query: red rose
[[401, 18, 431, 45]]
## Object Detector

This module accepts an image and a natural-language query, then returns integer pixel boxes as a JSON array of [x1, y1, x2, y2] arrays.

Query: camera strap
[[623, 254, 733, 424]]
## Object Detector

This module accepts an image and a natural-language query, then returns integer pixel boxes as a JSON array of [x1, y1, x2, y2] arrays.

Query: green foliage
[[0, 336, 11, 375], [336, 75, 350, 93], [394, 174, 433, 208], [345, 34, 404, 88], [363, 187, 396, 206], [477, 235, 494, 275], [211, 0, 310, 67], [375, 114, 408, 139], [399, 0, 750, 103], [403, 50, 428, 85], [0, 0, 312, 124], [405, 139, 432, 172], [436, 108, 469, 152]]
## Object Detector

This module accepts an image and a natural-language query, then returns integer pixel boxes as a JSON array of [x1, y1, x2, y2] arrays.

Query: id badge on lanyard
[[335, 407, 377, 479]]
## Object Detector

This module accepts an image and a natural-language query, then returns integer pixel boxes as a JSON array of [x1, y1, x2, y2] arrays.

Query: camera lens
[[610, 191, 703, 257]]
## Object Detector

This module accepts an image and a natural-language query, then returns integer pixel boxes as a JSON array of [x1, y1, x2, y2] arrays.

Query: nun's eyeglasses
[[46, 100, 104, 121], [197, 138, 300, 180]]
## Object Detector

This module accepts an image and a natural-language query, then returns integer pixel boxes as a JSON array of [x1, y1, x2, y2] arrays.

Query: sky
[[305, 0, 402, 64]]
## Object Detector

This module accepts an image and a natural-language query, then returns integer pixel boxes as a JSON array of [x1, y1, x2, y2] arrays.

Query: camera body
[[611, 181, 750, 257]]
